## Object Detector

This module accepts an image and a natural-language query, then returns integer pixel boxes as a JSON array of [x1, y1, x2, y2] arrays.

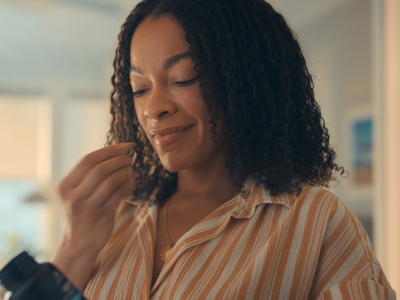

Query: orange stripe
[[214, 205, 272, 299], [360, 281, 374, 300], [82, 185, 394, 300], [86, 220, 139, 299], [289, 191, 331, 298], [339, 282, 352, 299], [253, 205, 289, 299], [160, 242, 209, 300], [270, 191, 308, 299], [311, 208, 353, 296], [320, 290, 333, 300], [181, 220, 242, 299], [234, 206, 271, 299]]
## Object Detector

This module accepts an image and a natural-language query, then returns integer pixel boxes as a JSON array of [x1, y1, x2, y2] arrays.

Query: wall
[[297, 0, 374, 238]]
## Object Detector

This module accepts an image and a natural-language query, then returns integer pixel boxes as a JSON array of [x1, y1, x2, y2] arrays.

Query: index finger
[[60, 143, 134, 192]]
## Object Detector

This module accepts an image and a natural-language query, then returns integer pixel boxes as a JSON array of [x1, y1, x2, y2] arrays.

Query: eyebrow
[[130, 51, 192, 75]]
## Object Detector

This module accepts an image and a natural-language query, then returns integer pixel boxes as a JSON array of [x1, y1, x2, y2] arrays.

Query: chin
[[159, 155, 187, 173]]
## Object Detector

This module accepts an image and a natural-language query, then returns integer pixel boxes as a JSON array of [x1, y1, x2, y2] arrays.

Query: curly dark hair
[[107, 0, 346, 206]]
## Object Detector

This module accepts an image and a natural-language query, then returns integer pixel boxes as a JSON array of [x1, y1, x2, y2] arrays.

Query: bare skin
[[130, 15, 239, 289], [151, 185, 238, 288], [51, 143, 135, 292], [51, 14, 238, 293]]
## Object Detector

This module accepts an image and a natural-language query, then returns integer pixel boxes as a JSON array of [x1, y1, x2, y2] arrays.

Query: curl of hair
[[107, 0, 347, 207]]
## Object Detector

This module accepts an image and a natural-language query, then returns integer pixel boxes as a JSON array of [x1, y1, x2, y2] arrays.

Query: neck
[[174, 157, 239, 209]]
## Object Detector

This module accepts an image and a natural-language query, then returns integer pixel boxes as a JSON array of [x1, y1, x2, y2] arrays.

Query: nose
[[144, 84, 177, 120]]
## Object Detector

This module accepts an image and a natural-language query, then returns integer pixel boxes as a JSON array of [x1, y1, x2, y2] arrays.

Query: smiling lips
[[149, 125, 193, 145]]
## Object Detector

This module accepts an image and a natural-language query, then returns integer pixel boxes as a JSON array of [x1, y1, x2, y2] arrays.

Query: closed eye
[[132, 76, 198, 97], [132, 89, 148, 97], [175, 76, 198, 87]]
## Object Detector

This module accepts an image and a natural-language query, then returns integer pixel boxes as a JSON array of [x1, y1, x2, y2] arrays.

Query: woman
[[51, 0, 395, 299]]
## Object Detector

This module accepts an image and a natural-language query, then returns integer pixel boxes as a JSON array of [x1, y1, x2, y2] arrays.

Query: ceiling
[[0, 0, 358, 94], [61, 0, 358, 27], [272, 0, 358, 28], [2, 0, 357, 26]]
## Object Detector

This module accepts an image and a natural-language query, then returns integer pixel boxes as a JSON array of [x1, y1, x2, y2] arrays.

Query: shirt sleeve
[[311, 196, 396, 300], [316, 279, 396, 300]]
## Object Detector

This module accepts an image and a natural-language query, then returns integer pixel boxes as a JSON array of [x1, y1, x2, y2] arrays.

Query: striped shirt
[[83, 179, 396, 299]]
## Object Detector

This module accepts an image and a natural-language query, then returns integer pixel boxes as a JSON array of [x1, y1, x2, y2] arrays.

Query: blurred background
[[0, 0, 399, 297]]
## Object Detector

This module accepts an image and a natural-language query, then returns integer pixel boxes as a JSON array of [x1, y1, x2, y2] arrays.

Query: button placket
[[150, 209, 237, 293]]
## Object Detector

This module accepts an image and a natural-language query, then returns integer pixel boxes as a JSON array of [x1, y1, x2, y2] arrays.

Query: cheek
[[134, 104, 149, 141], [180, 95, 209, 122], [134, 102, 144, 125]]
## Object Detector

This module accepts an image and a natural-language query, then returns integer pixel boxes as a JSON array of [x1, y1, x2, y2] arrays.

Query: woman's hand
[[51, 143, 134, 292], [58, 142, 134, 249]]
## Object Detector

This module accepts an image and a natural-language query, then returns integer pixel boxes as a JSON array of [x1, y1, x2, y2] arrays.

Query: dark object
[[0, 251, 86, 300]]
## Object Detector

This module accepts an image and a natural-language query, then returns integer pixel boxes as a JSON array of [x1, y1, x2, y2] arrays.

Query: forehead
[[130, 15, 191, 67]]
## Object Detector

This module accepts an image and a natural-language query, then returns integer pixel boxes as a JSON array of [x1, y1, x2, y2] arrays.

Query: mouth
[[150, 125, 193, 145]]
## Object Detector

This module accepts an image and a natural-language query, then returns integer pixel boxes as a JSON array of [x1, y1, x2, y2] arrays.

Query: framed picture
[[343, 106, 373, 198]]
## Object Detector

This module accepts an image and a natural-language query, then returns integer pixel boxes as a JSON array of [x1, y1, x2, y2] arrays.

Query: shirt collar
[[125, 184, 160, 206], [227, 177, 299, 219], [124, 177, 310, 220]]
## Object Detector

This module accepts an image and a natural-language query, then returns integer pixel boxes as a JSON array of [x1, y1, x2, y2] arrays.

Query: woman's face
[[130, 14, 227, 172]]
